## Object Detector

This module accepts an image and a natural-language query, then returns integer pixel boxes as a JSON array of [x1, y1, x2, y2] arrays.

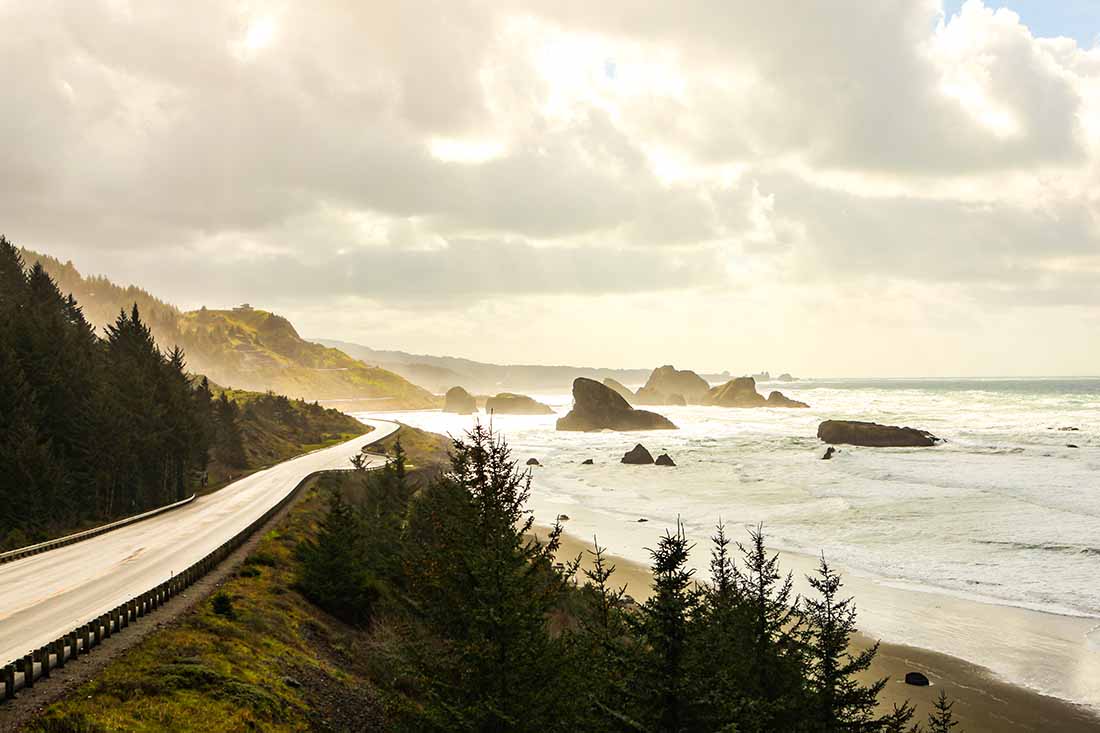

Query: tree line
[[301, 423, 963, 733], [0, 236, 245, 548]]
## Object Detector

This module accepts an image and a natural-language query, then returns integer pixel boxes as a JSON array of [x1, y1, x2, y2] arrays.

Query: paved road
[[0, 418, 398, 667]]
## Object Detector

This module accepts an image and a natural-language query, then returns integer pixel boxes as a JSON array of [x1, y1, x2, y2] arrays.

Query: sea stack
[[818, 420, 939, 447], [443, 386, 477, 414], [703, 377, 808, 408], [485, 393, 554, 415], [556, 378, 677, 432], [634, 365, 710, 405]]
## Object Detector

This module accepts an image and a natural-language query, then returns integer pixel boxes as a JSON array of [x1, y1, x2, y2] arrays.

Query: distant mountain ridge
[[316, 338, 734, 394], [21, 248, 437, 409]]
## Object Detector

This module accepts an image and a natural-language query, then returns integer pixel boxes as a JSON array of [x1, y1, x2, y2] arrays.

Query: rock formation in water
[[602, 378, 635, 403], [485, 392, 554, 415], [443, 386, 477, 414], [526, 457, 541, 466], [655, 453, 676, 466], [702, 377, 809, 408], [822, 447, 836, 460], [556, 378, 677, 432], [581, 458, 594, 465], [766, 390, 809, 408], [817, 420, 939, 447], [633, 365, 710, 405], [622, 444, 655, 464]]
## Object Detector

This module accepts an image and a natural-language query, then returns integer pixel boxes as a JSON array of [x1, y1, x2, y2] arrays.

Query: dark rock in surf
[[581, 458, 594, 465], [904, 672, 930, 687], [485, 392, 554, 415], [622, 444, 654, 465], [818, 420, 939, 448], [766, 390, 809, 408], [557, 378, 677, 432], [822, 446, 836, 460], [526, 457, 541, 466], [1067, 444, 1079, 449], [557, 514, 570, 521], [443, 386, 477, 414], [655, 453, 676, 466]]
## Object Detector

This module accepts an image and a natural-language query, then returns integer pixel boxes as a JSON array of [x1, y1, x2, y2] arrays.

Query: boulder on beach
[[485, 392, 554, 415], [602, 378, 635, 403], [655, 453, 676, 466], [526, 457, 541, 466], [556, 378, 677, 432], [822, 447, 836, 460], [767, 390, 809, 408], [633, 365, 710, 405], [904, 671, 930, 687], [443, 385, 477, 414], [818, 420, 939, 447], [622, 444, 655, 464]]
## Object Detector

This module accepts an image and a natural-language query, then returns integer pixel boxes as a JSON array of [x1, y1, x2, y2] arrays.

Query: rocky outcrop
[[581, 458, 594, 465], [634, 365, 710, 405], [622, 444, 654, 464], [777, 373, 796, 382], [485, 392, 554, 415], [603, 378, 635, 403], [443, 386, 477, 414], [822, 447, 836, 460], [904, 672, 930, 687], [526, 457, 541, 466], [766, 391, 809, 408], [556, 378, 677, 432], [817, 420, 939, 447], [655, 453, 676, 466], [703, 377, 809, 408]]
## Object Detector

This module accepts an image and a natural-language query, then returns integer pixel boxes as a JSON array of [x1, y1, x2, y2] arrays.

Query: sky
[[2, 1, 1099, 377]]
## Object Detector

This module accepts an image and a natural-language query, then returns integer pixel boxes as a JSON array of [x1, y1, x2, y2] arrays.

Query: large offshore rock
[[485, 392, 554, 415], [443, 386, 477, 414], [621, 444, 655, 464], [556, 378, 677, 432], [633, 365, 710, 405], [817, 420, 939, 447], [602, 378, 636, 403]]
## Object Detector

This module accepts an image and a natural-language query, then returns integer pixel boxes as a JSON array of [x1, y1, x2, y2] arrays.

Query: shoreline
[[536, 525, 1100, 733]]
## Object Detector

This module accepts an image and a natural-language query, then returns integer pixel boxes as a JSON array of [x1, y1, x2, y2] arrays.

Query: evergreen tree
[[357, 440, 412, 584], [801, 556, 886, 732], [299, 489, 379, 626], [733, 525, 809, 730], [926, 691, 960, 733], [628, 521, 701, 732], [881, 701, 920, 733], [402, 422, 573, 732]]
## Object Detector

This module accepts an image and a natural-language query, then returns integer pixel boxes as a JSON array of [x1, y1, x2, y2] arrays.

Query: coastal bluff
[[818, 420, 939, 447], [557, 378, 677, 431]]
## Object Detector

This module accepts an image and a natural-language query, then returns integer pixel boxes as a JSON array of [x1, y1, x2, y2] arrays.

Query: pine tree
[[628, 520, 701, 732], [299, 489, 379, 626], [402, 422, 573, 731], [802, 556, 886, 732], [881, 700, 920, 733], [358, 440, 412, 584], [733, 525, 809, 730], [926, 690, 960, 733]]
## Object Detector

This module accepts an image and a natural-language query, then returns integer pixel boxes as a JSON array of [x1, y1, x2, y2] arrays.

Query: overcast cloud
[[2, 0, 1098, 375]]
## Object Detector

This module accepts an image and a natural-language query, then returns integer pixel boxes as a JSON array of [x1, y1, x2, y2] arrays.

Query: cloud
[[0, 0, 1098, 374]]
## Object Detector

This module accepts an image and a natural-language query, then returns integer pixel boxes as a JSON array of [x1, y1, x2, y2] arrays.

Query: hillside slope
[[20, 248, 437, 409]]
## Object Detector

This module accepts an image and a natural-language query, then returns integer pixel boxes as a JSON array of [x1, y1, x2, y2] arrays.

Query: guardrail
[[0, 493, 198, 566], [0, 454, 387, 702]]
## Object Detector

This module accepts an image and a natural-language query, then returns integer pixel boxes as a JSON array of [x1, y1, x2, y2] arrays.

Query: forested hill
[[0, 238, 370, 549], [18, 247, 438, 409]]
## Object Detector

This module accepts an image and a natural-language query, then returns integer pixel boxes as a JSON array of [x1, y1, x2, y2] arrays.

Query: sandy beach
[[536, 525, 1100, 733]]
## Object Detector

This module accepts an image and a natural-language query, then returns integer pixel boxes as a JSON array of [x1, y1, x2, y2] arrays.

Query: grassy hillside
[[20, 248, 438, 409]]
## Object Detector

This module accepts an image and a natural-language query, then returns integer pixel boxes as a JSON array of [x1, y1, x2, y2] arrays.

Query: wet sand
[[536, 526, 1100, 732]]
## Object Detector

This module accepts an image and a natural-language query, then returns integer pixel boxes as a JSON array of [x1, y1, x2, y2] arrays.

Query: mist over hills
[[20, 248, 437, 409], [316, 338, 734, 395]]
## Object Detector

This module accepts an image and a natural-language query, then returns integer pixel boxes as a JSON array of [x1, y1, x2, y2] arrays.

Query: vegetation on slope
[[18, 246, 438, 409], [28, 425, 963, 732], [0, 237, 369, 550]]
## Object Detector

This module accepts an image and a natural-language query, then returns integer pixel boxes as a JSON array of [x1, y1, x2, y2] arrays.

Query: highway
[[0, 418, 398, 669]]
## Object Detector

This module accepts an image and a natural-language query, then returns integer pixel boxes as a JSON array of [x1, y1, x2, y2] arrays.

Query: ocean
[[362, 376, 1100, 709]]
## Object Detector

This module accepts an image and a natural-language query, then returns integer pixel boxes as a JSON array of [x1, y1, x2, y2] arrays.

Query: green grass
[[25, 480, 386, 732]]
